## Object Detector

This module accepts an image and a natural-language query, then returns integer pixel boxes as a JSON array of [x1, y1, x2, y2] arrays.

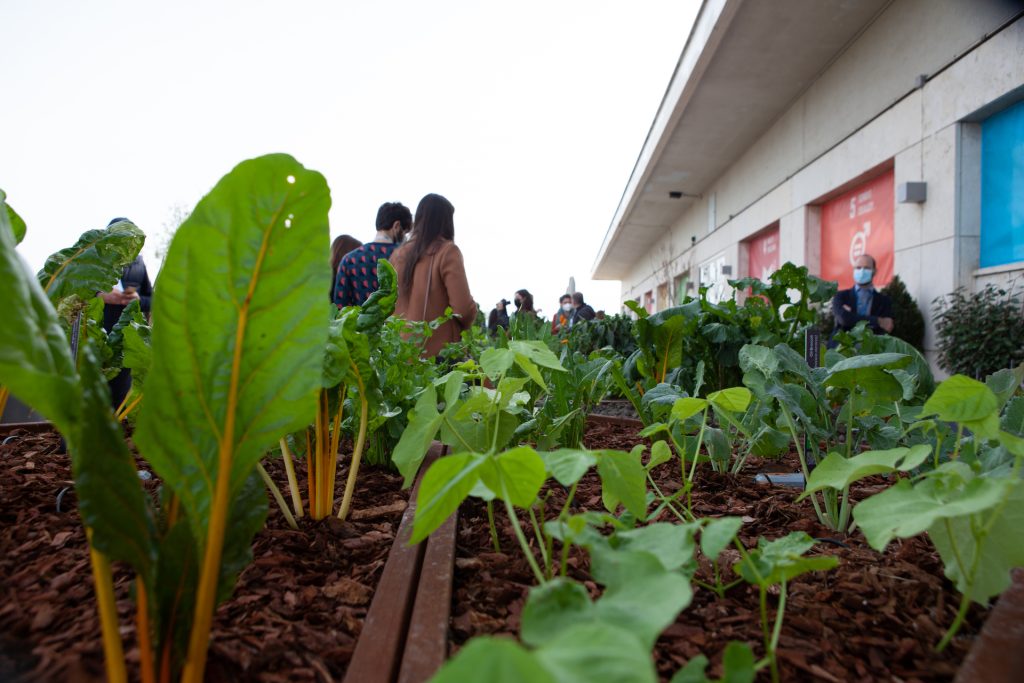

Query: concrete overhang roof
[[592, 0, 890, 280]]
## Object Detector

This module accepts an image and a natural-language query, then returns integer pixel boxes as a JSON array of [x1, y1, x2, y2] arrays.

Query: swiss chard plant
[[0, 210, 146, 421], [0, 154, 331, 683], [363, 314, 441, 466], [278, 259, 398, 522]]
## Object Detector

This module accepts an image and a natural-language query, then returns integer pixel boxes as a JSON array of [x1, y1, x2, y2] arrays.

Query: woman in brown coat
[[389, 193, 477, 357]]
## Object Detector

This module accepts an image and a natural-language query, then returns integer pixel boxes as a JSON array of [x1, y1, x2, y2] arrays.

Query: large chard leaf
[[1, 188, 26, 244], [134, 154, 331, 550], [72, 342, 157, 576], [0, 191, 80, 430], [37, 218, 145, 303]]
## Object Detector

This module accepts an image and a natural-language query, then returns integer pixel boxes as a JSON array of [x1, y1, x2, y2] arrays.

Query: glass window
[[981, 99, 1024, 268]]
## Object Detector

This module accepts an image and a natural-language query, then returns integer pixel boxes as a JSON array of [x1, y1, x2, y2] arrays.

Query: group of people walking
[[330, 195, 602, 357], [331, 194, 477, 358], [485, 290, 596, 337]]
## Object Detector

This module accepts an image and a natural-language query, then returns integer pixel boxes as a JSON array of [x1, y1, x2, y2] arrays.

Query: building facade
[[593, 0, 1024, 370]]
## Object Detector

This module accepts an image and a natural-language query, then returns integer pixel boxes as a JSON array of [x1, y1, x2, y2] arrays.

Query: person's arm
[[874, 293, 895, 333], [831, 291, 870, 329], [439, 243, 477, 329]]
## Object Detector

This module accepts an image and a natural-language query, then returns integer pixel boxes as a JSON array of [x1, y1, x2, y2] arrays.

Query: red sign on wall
[[747, 226, 780, 281], [820, 169, 894, 289]]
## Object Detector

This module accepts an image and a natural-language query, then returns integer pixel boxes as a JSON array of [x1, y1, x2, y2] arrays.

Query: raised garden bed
[[4, 418, 1023, 682], [447, 418, 996, 682]]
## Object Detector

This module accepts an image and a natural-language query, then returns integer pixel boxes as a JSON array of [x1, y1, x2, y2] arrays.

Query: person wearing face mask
[[334, 201, 412, 307], [830, 254, 894, 339], [512, 289, 536, 318], [552, 293, 573, 334]]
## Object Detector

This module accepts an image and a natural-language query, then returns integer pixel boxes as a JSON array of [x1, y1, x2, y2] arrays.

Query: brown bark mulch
[[449, 418, 989, 682], [0, 427, 407, 683]]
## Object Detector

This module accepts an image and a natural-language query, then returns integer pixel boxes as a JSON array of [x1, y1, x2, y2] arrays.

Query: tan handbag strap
[[422, 252, 437, 320]]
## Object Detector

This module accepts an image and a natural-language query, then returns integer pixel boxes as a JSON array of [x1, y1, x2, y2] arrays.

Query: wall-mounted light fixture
[[669, 190, 702, 200], [721, 265, 733, 276], [897, 182, 927, 203]]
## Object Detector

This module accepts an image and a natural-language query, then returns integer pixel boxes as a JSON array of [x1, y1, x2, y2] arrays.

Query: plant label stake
[[803, 328, 820, 469], [70, 311, 82, 361]]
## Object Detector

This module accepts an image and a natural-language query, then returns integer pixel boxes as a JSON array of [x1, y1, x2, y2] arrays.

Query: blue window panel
[[981, 99, 1024, 268]]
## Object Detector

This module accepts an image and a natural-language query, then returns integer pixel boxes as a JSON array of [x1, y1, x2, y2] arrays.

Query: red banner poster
[[747, 226, 780, 281], [820, 169, 894, 289]]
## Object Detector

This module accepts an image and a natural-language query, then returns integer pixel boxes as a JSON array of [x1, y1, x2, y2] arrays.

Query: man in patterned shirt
[[334, 201, 412, 307]]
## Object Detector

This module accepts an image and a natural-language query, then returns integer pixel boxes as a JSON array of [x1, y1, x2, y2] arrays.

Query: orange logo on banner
[[747, 226, 780, 282], [820, 169, 894, 290]]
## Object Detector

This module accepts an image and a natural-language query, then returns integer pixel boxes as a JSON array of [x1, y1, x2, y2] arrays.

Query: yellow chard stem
[[337, 371, 368, 520], [279, 438, 304, 518], [181, 433, 233, 683], [0, 386, 10, 419], [257, 462, 298, 530], [136, 577, 157, 683], [86, 529, 127, 683], [304, 430, 314, 516], [327, 385, 345, 510], [182, 209, 274, 682], [116, 393, 143, 422], [313, 391, 326, 518]]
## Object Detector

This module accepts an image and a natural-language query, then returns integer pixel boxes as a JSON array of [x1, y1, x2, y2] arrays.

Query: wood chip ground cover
[[0, 428, 407, 682], [449, 419, 988, 682]]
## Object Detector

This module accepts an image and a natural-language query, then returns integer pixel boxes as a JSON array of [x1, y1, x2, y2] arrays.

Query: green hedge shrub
[[880, 275, 925, 352], [933, 283, 1024, 378]]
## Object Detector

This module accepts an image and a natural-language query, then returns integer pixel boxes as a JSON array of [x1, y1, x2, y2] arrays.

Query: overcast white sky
[[1, 0, 699, 317]]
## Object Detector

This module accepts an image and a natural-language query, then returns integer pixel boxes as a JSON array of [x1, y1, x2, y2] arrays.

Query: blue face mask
[[853, 267, 873, 285]]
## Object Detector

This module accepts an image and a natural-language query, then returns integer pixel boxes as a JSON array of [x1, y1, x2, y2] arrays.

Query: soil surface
[[0, 426, 407, 683], [588, 399, 640, 420], [449, 418, 989, 682]]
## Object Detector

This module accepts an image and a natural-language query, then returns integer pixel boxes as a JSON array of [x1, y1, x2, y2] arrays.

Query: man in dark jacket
[[334, 202, 411, 307], [96, 218, 154, 409], [831, 254, 894, 338], [570, 291, 596, 327]]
